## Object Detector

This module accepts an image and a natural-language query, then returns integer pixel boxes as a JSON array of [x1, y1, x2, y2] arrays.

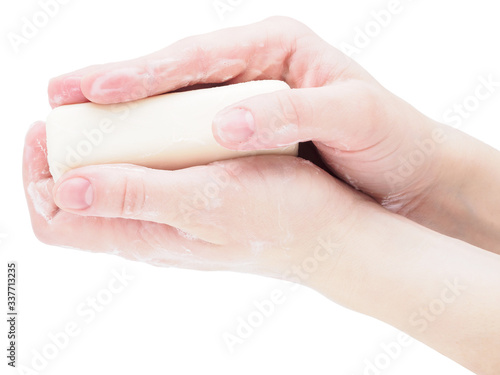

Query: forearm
[[407, 124, 500, 253], [312, 206, 500, 375]]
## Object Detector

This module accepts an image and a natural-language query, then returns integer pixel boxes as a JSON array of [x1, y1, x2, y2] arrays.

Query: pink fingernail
[[56, 177, 93, 210], [87, 67, 148, 102], [214, 108, 255, 144]]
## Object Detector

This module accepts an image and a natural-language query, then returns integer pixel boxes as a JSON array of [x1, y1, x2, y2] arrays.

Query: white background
[[1, 0, 499, 374]]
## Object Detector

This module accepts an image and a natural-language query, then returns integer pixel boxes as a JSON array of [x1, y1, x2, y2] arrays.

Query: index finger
[[48, 16, 350, 107]]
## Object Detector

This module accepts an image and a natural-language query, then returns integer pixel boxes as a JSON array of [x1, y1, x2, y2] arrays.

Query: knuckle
[[274, 91, 301, 128], [119, 175, 147, 218], [285, 91, 302, 122]]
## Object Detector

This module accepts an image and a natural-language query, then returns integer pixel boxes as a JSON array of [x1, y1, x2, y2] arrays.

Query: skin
[[25, 16, 500, 374]]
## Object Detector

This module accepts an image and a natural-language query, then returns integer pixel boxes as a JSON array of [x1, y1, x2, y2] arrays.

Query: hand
[[47, 16, 500, 251], [24, 120, 374, 282]]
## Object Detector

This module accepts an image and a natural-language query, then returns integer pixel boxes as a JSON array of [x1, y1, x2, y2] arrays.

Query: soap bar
[[46, 80, 298, 181]]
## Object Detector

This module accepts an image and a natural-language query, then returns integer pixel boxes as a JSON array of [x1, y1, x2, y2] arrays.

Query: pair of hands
[[24, 16, 500, 374]]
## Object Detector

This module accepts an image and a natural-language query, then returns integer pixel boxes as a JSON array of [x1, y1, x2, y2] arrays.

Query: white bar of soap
[[46, 80, 298, 181]]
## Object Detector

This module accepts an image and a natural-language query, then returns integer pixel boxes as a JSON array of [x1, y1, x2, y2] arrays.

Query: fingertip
[[47, 78, 61, 108], [23, 121, 51, 189], [48, 75, 88, 108], [212, 107, 256, 150], [24, 121, 46, 146], [79, 72, 98, 102]]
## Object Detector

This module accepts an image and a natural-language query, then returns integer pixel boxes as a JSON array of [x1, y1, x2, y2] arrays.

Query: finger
[[23, 121, 50, 181], [23, 121, 58, 225], [50, 155, 320, 248], [48, 65, 103, 108], [51, 162, 249, 244], [48, 16, 356, 106], [35, 208, 229, 271], [79, 16, 310, 104], [212, 80, 388, 151]]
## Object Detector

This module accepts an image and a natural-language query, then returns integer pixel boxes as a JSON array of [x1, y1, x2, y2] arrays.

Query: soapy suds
[[380, 191, 407, 213], [204, 59, 246, 80], [274, 123, 298, 136], [51, 81, 83, 106], [176, 228, 199, 241], [90, 67, 144, 98], [51, 94, 64, 107], [27, 181, 55, 223], [36, 138, 48, 158]]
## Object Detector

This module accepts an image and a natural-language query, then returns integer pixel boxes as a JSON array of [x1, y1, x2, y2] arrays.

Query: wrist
[[319, 207, 500, 375], [309, 203, 440, 315], [404, 123, 500, 252]]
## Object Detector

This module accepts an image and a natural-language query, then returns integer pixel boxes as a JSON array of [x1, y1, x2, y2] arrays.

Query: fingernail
[[56, 177, 93, 210], [214, 108, 255, 144]]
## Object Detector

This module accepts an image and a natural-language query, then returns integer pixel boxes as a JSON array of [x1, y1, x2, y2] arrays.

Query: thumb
[[212, 80, 381, 151]]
